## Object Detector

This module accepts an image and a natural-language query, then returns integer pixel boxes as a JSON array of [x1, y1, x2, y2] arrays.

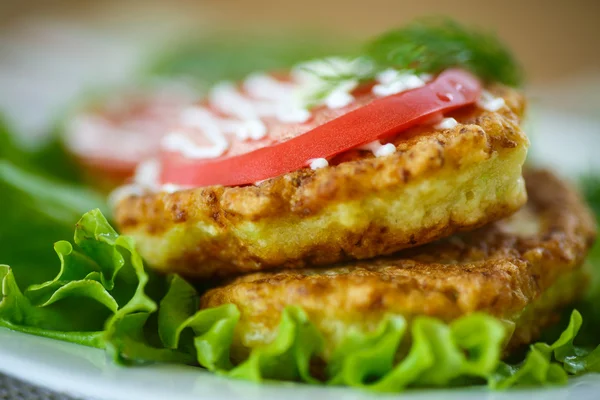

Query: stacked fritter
[[113, 81, 596, 363], [116, 85, 529, 277], [95, 20, 598, 375]]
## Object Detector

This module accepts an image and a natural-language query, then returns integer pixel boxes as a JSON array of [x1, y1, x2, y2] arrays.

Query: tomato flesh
[[64, 88, 195, 189], [160, 69, 481, 187]]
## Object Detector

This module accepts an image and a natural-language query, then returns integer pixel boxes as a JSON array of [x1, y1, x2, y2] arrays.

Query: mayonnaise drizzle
[[162, 107, 230, 159], [152, 61, 474, 193], [434, 117, 458, 130], [373, 69, 426, 97], [210, 77, 310, 124], [309, 158, 329, 170], [108, 158, 191, 206], [477, 89, 506, 112], [359, 140, 397, 157], [210, 81, 260, 120], [324, 79, 359, 109], [244, 73, 295, 100]]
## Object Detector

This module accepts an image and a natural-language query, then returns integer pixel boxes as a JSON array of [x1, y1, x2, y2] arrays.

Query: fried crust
[[201, 170, 597, 357], [115, 85, 529, 277]]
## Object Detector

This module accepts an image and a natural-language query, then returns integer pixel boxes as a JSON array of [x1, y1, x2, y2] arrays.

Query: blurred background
[[0, 0, 599, 172]]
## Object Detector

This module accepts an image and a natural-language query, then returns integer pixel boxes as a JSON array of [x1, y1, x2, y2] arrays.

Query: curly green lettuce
[[2, 209, 600, 392]]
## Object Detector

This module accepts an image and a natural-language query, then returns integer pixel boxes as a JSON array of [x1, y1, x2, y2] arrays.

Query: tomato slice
[[160, 69, 481, 187], [64, 86, 196, 190]]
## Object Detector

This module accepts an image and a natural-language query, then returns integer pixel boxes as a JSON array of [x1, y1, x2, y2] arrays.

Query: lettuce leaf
[[0, 209, 156, 356], [154, 271, 570, 391], [0, 116, 82, 184], [328, 314, 506, 391], [158, 275, 240, 370], [2, 209, 600, 393], [544, 311, 600, 375], [0, 118, 106, 284], [0, 161, 108, 289]]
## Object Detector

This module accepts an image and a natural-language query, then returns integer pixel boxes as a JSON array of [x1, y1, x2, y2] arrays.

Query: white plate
[[1, 328, 600, 400], [1, 109, 599, 400]]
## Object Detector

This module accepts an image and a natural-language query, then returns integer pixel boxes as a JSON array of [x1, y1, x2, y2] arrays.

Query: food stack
[[88, 21, 596, 383]]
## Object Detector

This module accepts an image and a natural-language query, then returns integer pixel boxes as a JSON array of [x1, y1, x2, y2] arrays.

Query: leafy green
[[147, 33, 355, 85], [366, 18, 523, 86], [491, 310, 600, 389], [581, 174, 600, 221], [0, 117, 26, 165], [158, 275, 239, 369], [269, 20, 522, 109], [157, 278, 595, 391], [327, 314, 506, 391], [580, 177, 600, 342], [1, 207, 600, 392], [157, 273, 506, 389], [548, 311, 600, 374], [0, 116, 82, 183], [0, 118, 106, 287], [227, 306, 323, 383], [0, 161, 107, 226], [0, 210, 160, 360], [487, 174, 600, 388], [0, 161, 108, 288]]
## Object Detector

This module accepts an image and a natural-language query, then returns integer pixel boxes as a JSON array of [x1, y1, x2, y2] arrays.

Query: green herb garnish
[[297, 19, 522, 108], [366, 18, 523, 86]]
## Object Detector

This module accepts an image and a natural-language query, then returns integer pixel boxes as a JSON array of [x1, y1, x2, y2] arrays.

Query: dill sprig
[[365, 19, 523, 87], [295, 19, 523, 108], [294, 57, 376, 108]]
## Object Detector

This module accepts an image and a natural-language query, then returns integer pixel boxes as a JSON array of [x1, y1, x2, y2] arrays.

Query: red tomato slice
[[160, 69, 481, 187], [64, 86, 196, 189]]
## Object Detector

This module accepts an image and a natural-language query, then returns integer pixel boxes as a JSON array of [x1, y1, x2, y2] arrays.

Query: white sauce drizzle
[[419, 73, 434, 83], [220, 118, 267, 140], [308, 158, 329, 170], [434, 117, 458, 130], [275, 104, 311, 123], [209, 81, 258, 120], [243, 73, 294, 100], [477, 89, 506, 112], [152, 60, 459, 191], [373, 69, 426, 97], [210, 77, 310, 124], [163, 61, 424, 167], [131, 158, 161, 190], [324, 79, 359, 109], [162, 107, 230, 159], [160, 183, 184, 194], [359, 140, 397, 157], [375, 143, 397, 157], [108, 158, 193, 205], [108, 184, 144, 207]]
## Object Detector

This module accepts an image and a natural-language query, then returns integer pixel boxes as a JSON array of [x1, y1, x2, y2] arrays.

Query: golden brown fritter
[[115, 85, 529, 278], [201, 170, 597, 359]]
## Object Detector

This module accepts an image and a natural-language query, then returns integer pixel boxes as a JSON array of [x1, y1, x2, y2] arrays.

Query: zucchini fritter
[[201, 170, 596, 359], [115, 85, 528, 278]]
